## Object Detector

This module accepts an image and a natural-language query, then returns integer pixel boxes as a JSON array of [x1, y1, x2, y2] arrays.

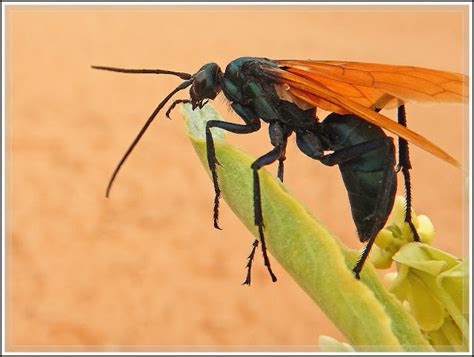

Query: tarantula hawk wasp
[[93, 57, 467, 284]]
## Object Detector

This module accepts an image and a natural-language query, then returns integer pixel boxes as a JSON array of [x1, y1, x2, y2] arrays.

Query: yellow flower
[[370, 196, 435, 269], [389, 244, 468, 351], [368, 195, 468, 351]]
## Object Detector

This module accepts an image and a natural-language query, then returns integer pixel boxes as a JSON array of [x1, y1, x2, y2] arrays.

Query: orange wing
[[275, 60, 468, 107], [264, 60, 468, 168]]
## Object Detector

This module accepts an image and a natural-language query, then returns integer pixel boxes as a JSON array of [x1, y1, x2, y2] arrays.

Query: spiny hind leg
[[396, 105, 420, 242]]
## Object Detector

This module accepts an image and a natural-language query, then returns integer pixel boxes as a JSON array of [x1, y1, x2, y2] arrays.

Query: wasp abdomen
[[322, 114, 397, 242]]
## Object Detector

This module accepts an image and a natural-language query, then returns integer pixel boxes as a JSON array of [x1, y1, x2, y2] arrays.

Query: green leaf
[[180, 103, 433, 351]]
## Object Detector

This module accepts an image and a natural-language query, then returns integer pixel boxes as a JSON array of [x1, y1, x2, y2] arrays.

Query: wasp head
[[190, 63, 222, 109]]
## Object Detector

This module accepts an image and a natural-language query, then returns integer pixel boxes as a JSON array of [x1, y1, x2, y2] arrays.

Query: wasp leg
[[314, 137, 396, 279], [205, 103, 261, 230], [165, 99, 192, 119], [270, 122, 290, 182], [317, 137, 392, 167], [247, 148, 282, 285], [396, 105, 420, 242], [277, 144, 287, 182], [243, 122, 288, 285], [243, 239, 259, 285]]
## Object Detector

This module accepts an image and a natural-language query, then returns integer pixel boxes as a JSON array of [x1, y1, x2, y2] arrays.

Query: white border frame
[[2, 1, 471, 355]]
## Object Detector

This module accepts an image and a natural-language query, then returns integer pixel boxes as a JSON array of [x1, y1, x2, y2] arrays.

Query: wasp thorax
[[190, 63, 222, 107]]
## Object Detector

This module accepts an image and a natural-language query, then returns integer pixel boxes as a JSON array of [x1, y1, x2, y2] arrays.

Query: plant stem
[[181, 104, 433, 351]]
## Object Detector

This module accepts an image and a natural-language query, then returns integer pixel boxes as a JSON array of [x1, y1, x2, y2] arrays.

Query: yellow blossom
[[370, 196, 435, 269], [389, 244, 468, 351]]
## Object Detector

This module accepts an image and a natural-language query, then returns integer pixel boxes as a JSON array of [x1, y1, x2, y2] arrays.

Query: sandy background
[[5, 5, 469, 352]]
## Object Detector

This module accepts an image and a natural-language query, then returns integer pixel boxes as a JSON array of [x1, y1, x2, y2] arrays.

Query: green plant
[[180, 104, 468, 352]]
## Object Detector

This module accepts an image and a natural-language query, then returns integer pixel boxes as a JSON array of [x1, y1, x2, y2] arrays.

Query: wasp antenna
[[105, 79, 193, 197], [91, 65, 192, 80]]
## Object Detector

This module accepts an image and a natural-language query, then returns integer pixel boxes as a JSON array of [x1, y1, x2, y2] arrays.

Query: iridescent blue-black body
[[221, 57, 316, 128], [194, 57, 398, 280], [318, 113, 397, 243], [93, 56, 402, 283], [216, 58, 397, 240]]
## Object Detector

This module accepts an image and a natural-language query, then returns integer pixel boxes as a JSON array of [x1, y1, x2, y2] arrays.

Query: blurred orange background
[[5, 4, 469, 352]]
